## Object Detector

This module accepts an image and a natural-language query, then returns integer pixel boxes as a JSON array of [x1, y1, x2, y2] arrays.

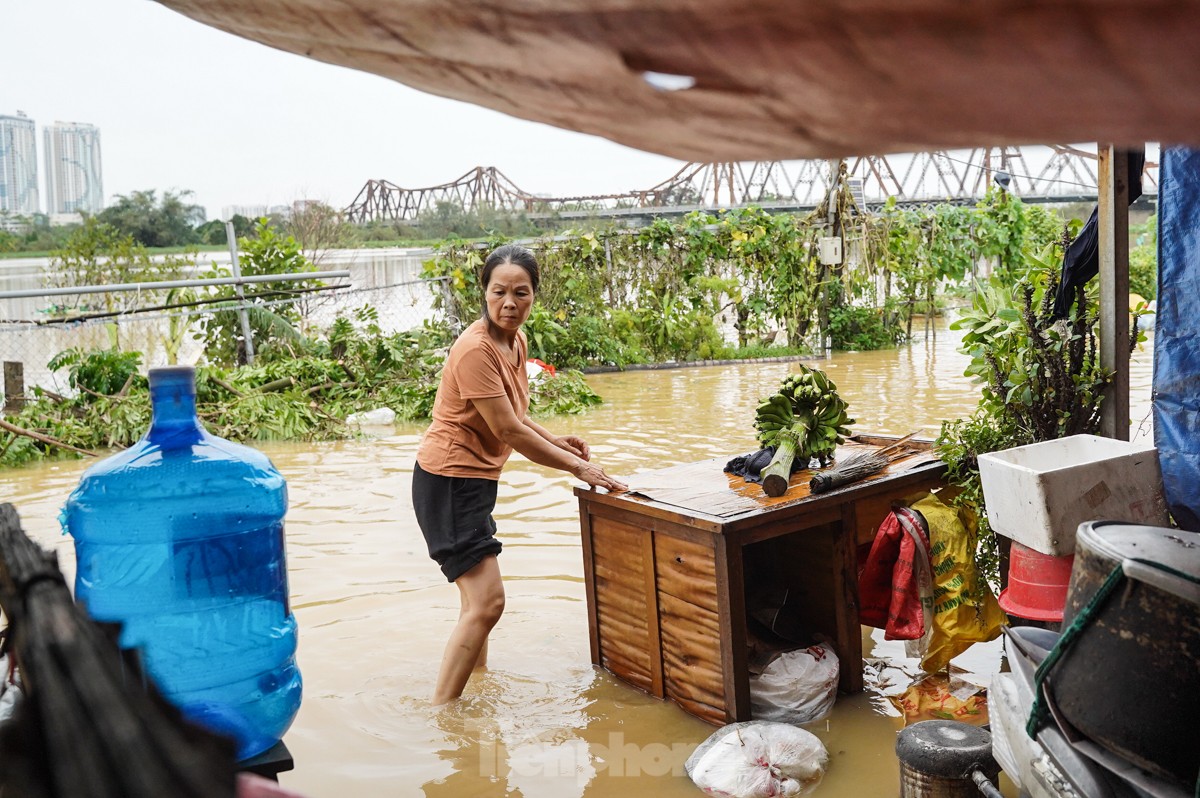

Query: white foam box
[[978, 434, 1169, 556]]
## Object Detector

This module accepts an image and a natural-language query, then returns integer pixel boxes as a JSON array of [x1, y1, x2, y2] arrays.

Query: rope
[[1026, 563, 1125, 739]]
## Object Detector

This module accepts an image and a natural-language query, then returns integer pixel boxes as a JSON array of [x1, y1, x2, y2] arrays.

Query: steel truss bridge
[[344, 145, 1158, 224]]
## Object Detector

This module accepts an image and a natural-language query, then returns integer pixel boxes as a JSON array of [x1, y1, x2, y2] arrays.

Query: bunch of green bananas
[[753, 366, 854, 496]]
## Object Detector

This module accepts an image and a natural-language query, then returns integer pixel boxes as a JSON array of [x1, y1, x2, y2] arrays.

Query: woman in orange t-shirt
[[413, 244, 627, 704]]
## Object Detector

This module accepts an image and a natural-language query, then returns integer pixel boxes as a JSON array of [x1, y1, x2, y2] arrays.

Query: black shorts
[[412, 461, 502, 582]]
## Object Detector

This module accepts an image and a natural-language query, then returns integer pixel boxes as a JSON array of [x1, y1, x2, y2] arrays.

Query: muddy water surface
[[0, 323, 1154, 797]]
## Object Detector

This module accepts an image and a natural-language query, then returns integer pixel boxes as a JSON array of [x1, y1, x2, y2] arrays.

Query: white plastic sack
[[749, 644, 839, 725], [345, 407, 396, 427], [685, 721, 828, 798]]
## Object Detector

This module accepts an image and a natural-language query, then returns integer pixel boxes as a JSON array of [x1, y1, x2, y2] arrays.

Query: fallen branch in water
[[258, 376, 296, 393], [0, 417, 97, 457], [210, 376, 244, 397]]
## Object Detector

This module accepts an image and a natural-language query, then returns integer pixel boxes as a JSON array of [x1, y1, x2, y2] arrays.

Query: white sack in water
[[685, 721, 828, 797]]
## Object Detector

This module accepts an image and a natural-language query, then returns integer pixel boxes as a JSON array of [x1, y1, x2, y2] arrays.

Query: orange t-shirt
[[416, 320, 530, 480]]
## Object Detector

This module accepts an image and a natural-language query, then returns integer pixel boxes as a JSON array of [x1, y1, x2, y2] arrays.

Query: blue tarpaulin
[[1153, 147, 1200, 531]]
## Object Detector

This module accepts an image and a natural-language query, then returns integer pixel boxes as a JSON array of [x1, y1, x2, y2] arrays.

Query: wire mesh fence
[[0, 275, 452, 395]]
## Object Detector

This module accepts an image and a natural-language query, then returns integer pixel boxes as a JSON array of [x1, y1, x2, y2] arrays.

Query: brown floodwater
[[0, 321, 1154, 797]]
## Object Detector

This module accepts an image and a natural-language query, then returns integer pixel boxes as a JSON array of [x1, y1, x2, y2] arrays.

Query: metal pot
[[1046, 521, 1200, 788]]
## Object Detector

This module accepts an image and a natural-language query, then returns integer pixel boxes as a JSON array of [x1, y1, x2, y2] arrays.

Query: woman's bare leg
[[458, 587, 489, 669], [432, 555, 504, 705]]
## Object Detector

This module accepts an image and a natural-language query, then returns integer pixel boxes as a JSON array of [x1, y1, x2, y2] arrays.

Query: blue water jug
[[64, 366, 302, 759]]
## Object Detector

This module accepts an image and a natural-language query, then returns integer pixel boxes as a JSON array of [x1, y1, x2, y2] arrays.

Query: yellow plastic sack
[[908, 492, 1006, 673]]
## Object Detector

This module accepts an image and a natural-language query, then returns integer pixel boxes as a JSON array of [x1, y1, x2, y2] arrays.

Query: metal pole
[[1098, 145, 1130, 441], [0, 270, 351, 300], [226, 221, 256, 365]]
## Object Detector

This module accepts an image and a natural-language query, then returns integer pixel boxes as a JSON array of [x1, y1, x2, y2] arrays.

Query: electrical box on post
[[819, 236, 843, 266]]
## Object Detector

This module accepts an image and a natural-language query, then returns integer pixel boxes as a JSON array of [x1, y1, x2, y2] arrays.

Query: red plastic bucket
[[998, 541, 1074, 622]]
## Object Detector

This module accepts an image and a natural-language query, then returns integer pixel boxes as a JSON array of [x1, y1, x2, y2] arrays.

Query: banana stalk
[[760, 422, 807, 497], [752, 365, 854, 497]]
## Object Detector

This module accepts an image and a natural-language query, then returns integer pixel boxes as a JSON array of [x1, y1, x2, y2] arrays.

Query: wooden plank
[[578, 502, 601, 666], [1098, 144, 1131, 441], [666, 695, 726, 726], [715, 533, 751, 722], [653, 533, 718, 613], [3, 362, 24, 412], [577, 486, 726, 532], [723, 460, 946, 534], [835, 503, 864, 693], [851, 434, 933, 449], [853, 494, 895, 546], [732, 506, 842, 547], [599, 651, 653, 694], [642, 519, 664, 697], [593, 541, 649, 576], [589, 514, 655, 692], [658, 592, 725, 720], [586, 500, 719, 545], [593, 569, 647, 608], [594, 595, 648, 637]]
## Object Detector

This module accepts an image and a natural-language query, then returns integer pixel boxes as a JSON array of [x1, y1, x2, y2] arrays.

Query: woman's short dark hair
[[482, 244, 540, 293]]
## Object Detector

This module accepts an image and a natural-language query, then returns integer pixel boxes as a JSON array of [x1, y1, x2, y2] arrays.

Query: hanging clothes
[[1051, 148, 1146, 320], [857, 505, 932, 641]]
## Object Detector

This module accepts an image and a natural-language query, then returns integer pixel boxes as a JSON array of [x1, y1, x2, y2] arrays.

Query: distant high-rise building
[[222, 204, 269, 220], [0, 112, 40, 216], [44, 121, 104, 215]]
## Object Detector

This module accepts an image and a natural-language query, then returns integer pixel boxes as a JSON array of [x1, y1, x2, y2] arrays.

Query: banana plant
[[754, 366, 854, 497]]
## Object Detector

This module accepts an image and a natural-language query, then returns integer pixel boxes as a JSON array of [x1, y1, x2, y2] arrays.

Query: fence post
[[226, 221, 256, 365], [3, 362, 24, 412]]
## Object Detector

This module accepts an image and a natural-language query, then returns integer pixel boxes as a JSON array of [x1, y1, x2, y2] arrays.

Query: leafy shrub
[[528, 370, 603, 416], [827, 304, 905, 351], [46, 347, 145, 399]]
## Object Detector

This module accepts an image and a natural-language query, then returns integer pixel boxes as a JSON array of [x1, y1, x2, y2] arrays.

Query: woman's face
[[484, 263, 535, 334]]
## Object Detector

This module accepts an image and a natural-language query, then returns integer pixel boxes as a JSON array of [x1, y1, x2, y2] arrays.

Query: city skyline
[[0, 111, 104, 221], [44, 121, 104, 217]]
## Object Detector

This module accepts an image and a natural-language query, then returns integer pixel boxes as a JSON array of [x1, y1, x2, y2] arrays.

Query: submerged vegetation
[[425, 184, 1069, 367], [0, 314, 602, 469], [2, 184, 1156, 477]]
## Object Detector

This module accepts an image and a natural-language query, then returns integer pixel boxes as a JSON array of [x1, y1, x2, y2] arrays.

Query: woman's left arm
[[523, 417, 591, 461]]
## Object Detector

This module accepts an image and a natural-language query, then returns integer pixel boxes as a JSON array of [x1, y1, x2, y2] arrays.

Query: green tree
[[974, 188, 1029, 279], [286, 201, 351, 266], [44, 218, 189, 314], [1129, 214, 1158, 300], [196, 214, 257, 246], [98, 189, 205, 247]]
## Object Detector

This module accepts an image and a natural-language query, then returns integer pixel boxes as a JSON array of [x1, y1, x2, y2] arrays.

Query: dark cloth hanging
[[1051, 148, 1146, 320]]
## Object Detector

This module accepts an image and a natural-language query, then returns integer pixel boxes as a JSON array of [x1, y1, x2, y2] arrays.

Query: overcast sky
[[3, 0, 682, 220]]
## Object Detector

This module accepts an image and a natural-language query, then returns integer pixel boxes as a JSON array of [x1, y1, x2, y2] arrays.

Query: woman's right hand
[[572, 459, 628, 492]]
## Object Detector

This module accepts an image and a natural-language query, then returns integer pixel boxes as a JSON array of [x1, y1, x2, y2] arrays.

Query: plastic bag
[[888, 670, 989, 727], [685, 721, 828, 798], [748, 644, 839, 725], [344, 407, 396, 426], [908, 492, 1006, 673]]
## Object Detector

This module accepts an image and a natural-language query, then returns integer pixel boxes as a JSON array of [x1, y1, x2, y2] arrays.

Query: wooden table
[[574, 436, 946, 726]]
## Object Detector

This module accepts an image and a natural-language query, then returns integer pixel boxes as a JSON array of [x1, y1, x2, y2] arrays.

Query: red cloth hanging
[[857, 507, 930, 641]]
